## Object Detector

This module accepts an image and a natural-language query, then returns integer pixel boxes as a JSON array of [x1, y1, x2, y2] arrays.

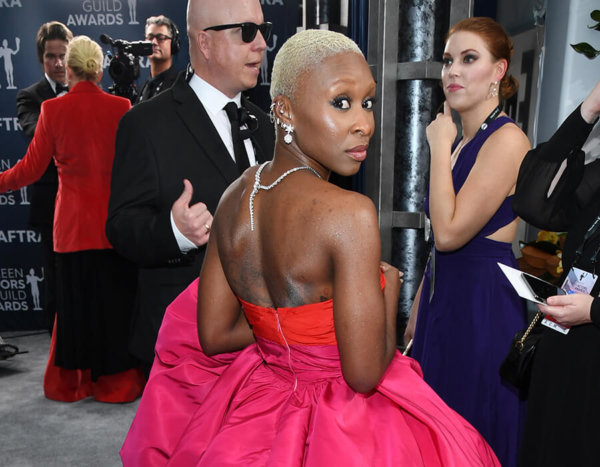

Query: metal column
[[367, 0, 473, 336]]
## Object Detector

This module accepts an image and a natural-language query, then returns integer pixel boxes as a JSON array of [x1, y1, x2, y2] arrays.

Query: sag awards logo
[[0, 37, 19, 89], [67, 0, 140, 27], [0, 117, 20, 131], [0, 0, 23, 7], [258, 0, 284, 86], [0, 267, 44, 312], [0, 158, 30, 206], [0, 230, 40, 243], [260, 33, 277, 86]]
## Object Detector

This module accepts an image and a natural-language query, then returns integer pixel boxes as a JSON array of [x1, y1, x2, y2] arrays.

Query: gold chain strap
[[517, 311, 543, 351]]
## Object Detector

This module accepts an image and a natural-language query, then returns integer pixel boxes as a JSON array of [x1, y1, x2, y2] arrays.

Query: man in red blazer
[[16, 21, 72, 333]]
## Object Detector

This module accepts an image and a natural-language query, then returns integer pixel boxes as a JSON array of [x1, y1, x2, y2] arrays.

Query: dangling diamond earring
[[270, 100, 294, 143], [282, 122, 294, 144], [490, 81, 499, 98]]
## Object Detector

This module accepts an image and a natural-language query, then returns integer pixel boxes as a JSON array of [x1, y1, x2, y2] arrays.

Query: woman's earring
[[282, 122, 294, 144], [490, 81, 499, 98], [269, 102, 276, 124], [271, 100, 294, 143]]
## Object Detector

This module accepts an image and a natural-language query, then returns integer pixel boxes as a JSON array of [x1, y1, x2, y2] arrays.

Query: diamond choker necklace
[[249, 162, 322, 231]]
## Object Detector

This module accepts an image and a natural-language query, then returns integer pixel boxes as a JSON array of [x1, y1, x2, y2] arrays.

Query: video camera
[[100, 34, 152, 103]]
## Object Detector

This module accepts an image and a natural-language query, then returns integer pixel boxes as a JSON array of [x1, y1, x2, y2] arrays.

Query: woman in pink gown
[[121, 29, 499, 466]]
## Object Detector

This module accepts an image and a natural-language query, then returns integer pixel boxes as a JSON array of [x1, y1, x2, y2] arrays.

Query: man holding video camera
[[136, 15, 180, 104], [107, 0, 274, 378]]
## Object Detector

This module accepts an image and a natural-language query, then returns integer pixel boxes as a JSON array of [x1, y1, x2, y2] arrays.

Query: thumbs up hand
[[171, 179, 213, 247]]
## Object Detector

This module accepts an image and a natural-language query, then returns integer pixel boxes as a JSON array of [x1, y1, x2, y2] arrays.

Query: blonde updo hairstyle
[[270, 29, 364, 102], [66, 35, 103, 82], [448, 17, 519, 100]]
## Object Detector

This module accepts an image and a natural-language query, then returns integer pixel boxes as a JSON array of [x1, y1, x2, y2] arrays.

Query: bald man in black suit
[[107, 0, 275, 376]]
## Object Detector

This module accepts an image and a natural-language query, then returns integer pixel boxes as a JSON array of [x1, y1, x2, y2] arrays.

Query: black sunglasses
[[203, 22, 272, 43]]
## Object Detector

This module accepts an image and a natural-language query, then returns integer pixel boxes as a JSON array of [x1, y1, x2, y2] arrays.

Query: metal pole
[[386, 0, 450, 331]]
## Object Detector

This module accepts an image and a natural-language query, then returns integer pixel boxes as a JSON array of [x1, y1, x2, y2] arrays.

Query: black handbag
[[499, 311, 544, 393]]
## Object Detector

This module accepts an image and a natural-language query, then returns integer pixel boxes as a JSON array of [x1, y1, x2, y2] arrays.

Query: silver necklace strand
[[249, 162, 322, 231]]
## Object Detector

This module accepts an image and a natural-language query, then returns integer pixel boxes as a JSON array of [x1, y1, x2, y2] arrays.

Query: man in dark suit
[[107, 0, 275, 376], [16, 21, 72, 333], [135, 15, 180, 104]]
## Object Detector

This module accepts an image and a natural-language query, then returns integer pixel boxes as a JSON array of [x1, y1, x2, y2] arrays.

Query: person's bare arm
[[428, 103, 530, 251], [580, 79, 600, 124], [331, 193, 401, 393], [196, 222, 254, 356]]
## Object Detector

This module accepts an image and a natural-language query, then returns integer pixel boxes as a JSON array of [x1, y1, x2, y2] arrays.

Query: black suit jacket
[[107, 72, 274, 363], [135, 65, 179, 104], [16, 77, 59, 227]]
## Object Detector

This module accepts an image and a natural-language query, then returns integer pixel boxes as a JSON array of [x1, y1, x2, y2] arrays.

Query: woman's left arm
[[428, 112, 530, 251]]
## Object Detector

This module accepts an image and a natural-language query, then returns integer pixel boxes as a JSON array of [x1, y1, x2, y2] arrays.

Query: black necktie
[[140, 77, 162, 102], [224, 102, 250, 174], [55, 83, 68, 95], [140, 81, 154, 102]]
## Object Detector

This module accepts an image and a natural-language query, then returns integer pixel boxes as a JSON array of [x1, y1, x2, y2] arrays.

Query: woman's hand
[[580, 79, 600, 124], [380, 261, 402, 358], [426, 101, 457, 159], [380, 261, 403, 300], [538, 293, 594, 327]]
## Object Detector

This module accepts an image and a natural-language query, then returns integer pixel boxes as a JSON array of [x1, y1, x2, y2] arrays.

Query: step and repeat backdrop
[[0, 0, 298, 330]]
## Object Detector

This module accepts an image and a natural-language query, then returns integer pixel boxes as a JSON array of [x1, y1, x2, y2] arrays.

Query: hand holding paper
[[539, 293, 595, 327]]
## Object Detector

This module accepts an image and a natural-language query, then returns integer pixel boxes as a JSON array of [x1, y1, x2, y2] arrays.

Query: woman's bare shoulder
[[318, 184, 376, 216], [313, 186, 379, 242], [488, 121, 531, 152], [478, 121, 531, 167], [211, 170, 255, 236], [216, 168, 255, 210]]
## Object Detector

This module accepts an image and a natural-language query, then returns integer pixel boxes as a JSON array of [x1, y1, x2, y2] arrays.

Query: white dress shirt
[[188, 73, 257, 165], [45, 73, 68, 96], [171, 73, 258, 253]]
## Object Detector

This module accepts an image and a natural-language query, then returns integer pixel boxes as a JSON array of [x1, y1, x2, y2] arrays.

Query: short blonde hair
[[66, 36, 103, 81], [270, 29, 363, 100]]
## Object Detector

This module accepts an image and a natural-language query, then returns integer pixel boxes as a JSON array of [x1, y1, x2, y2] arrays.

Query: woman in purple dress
[[404, 17, 530, 466]]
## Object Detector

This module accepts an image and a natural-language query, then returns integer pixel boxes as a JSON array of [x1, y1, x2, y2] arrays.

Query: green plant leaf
[[589, 10, 600, 30], [572, 10, 599, 59], [570, 42, 600, 59]]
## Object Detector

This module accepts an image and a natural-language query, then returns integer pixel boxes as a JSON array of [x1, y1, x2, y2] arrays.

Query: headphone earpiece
[[169, 19, 180, 55]]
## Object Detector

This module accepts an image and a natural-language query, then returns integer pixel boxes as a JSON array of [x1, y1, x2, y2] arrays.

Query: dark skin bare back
[[197, 51, 401, 394]]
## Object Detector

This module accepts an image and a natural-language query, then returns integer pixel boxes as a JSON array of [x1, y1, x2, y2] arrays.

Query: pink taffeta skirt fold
[[121, 279, 499, 466]]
